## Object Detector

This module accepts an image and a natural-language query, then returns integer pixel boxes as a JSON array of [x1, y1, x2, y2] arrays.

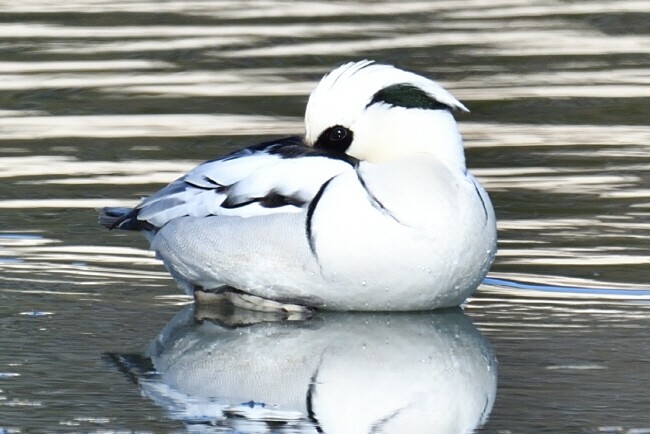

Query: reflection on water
[[111, 305, 496, 433], [1, 0, 650, 432]]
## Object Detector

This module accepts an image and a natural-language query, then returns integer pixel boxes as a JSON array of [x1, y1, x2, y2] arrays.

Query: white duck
[[100, 60, 497, 311]]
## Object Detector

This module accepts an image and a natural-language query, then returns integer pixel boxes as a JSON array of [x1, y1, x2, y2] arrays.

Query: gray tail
[[98, 207, 152, 231]]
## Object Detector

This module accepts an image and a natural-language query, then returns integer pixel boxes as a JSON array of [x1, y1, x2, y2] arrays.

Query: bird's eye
[[314, 125, 353, 153], [329, 126, 348, 141]]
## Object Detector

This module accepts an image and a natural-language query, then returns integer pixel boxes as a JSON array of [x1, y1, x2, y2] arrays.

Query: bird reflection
[[109, 304, 497, 433]]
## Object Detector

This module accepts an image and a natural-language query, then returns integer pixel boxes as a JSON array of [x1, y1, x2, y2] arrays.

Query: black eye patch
[[367, 83, 452, 111], [314, 125, 354, 153]]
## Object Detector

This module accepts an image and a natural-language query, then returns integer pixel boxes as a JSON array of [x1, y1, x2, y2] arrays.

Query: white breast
[[307, 157, 496, 310]]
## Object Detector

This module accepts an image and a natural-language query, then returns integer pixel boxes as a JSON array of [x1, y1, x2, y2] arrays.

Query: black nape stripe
[[367, 83, 452, 111]]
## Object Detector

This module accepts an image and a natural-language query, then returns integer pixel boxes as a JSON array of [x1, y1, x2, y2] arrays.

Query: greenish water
[[1, 1, 649, 432]]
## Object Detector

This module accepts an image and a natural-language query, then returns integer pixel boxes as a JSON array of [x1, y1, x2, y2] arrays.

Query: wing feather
[[108, 136, 357, 231]]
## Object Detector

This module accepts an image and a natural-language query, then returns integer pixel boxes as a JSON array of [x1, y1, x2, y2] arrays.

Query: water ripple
[[0, 114, 302, 139]]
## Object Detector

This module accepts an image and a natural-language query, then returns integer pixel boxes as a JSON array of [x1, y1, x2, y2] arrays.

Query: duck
[[99, 60, 497, 311]]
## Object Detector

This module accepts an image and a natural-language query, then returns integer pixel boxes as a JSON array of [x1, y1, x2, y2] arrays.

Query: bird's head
[[305, 60, 469, 170]]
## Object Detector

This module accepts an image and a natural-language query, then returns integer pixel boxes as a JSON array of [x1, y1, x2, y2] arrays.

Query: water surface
[[1, 1, 649, 432]]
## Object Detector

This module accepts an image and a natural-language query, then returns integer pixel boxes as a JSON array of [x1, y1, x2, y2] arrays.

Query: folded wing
[[101, 136, 358, 231]]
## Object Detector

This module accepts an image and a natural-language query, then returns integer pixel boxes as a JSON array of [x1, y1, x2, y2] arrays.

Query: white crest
[[304, 60, 469, 167]]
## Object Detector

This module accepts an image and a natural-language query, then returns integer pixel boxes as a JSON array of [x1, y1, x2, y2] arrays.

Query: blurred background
[[0, 1, 649, 432]]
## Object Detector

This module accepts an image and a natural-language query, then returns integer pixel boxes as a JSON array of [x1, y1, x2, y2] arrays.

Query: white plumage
[[100, 60, 497, 311]]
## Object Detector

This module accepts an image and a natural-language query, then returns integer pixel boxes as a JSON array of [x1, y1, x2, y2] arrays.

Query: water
[[1, 0, 649, 432]]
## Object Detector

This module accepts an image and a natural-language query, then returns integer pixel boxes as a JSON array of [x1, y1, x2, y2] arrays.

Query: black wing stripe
[[306, 366, 324, 433], [305, 177, 335, 257], [259, 191, 306, 208], [356, 170, 402, 224], [471, 178, 488, 223], [184, 179, 220, 191], [105, 207, 154, 231], [221, 191, 306, 210], [202, 175, 225, 187], [220, 197, 257, 209], [104, 136, 353, 232]]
